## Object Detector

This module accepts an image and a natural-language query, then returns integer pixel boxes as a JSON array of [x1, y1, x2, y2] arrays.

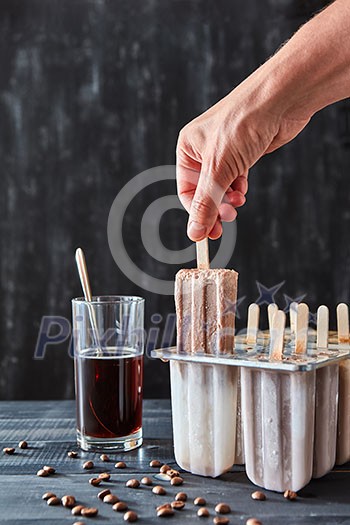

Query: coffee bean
[[152, 485, 166, 495], [100, 454, 109, 462], [98, 489, 111, 500], [113, 501, 128, 512], [115, 461, 127, 469], [43, 466, 55, 474], [175, 492, 187, 502], [124, 510, 138, 522], [171, 500, 185, 510], [71, 505, 86, 516], [284, 490, 297, 501], [166, 469, 179, 479], [150, 459, 162, 467], [18, 441, 28, 449], [61, 495, 76, 508], [83, 460, 94, 470], [246, 519, 262, 525], [157, 506, 174, 517], [68, 451, 78, 458], [159, 464, 170, 473], [89, 477, 102, 487], [215, 503, 231, 514], [81, 507, 98, 517], [156, 504, 172, 511], [47, 496, 61, 506], [42, 492, 56, 500], [194, 497, 206, 506], [197, 507, 209, 517], [170, 476, 183, 486], [141, 476, 153, 486], [251, 491, 266, 501], [98, 472, 111, 481], [3, 447, 15, 455], [213, 518, 229, 524], [73, 522, 85, 525], [126, 479, 140, 488], [103, 494, 119, 504], [37, 469, 49, 477]]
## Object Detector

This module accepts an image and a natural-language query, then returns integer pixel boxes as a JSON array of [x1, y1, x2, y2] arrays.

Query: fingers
[[187, 163, 230, 241]]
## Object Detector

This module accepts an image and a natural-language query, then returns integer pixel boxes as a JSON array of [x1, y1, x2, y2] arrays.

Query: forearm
[[266, 0, 350, 120]]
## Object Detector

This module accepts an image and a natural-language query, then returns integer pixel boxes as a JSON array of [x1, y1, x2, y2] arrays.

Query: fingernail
[[187, 221, 207, 240]]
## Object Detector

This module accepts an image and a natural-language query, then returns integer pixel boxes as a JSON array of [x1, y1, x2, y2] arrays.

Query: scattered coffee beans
[[3, 447, 15, 455], [18, 441, 28, 449], [251, 491, 266, 501], [141, 476, 153, 486], [157, 506, 174, 517], [37, 469, 49, 477], [68, 451, 78, 458], [113, 501, 128, 512], [81, 507, 98, 517], [61, 495, 76, 508], [152, 485, 166, 495], [150, 459, 162, 468], [71, 505, 86, 516], [194, 497, 206, 506], [47, 496, 61, 506], [171, 500, 185, 510], [160, 464, 170, 473], [246, 519, 262, 525], [284, 490, 297, 501], [100, 454, 109, 462], [166, 469, 179, 478], [215, 503, 231, 514], [126, 479, 140, 488], [42, 492, 56, 501], [197, 507, 209, 518], [83, 460, 94, 470], [157, 504, 171, 511], [170, 476, 183, 486], [124, 510, 138, 522], [98, 472, 111, 481], [43, 466, 55, 474], [89, 477, 102, 487], [175, 492, 187, 502], [213, 518, 229, 525], [103, 494, 119, 504], [98, 489, 111, 500], [115, 461, 127, 469]]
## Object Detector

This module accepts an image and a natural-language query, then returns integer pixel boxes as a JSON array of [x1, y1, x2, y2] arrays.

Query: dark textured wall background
[[1, 0, 349, 400]]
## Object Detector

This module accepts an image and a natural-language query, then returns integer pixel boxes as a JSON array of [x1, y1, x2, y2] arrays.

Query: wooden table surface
[[0, 400, 349, 524]]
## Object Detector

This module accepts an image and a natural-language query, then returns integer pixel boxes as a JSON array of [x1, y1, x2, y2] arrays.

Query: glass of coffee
[[72, 296, 144, 451]]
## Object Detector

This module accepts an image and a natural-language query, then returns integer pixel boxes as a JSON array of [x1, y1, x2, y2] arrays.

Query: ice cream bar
[[172, 242, 239, 476], [313, 306, 338, 478], [175, 268, 238, 355], [336, 303, 350, 465], [242, 306, 316, 492]]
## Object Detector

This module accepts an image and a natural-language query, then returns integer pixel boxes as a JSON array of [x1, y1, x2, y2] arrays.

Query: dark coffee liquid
[[75, 348, 143, 438]]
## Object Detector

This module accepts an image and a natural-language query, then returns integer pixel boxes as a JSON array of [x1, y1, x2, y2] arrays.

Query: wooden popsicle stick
[[317, 305, 329, 349], [270, 310, 286, 361], [246, 303, 260, 344], [337, 303, 349, 343], [268, 303, 278, 332], [289, 301, 298, 335], [295, 303, 309, 355], [196, 238, 210, 269]]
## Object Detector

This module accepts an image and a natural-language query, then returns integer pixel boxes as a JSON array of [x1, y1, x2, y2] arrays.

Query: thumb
[[187, 166, 228, 241]]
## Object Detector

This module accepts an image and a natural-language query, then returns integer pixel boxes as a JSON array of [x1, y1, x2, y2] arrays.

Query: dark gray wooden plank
[[0, 401, 349, 524]]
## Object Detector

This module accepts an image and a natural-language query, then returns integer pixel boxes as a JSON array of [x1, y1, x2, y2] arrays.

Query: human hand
[[176, 65, 310, 241]]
